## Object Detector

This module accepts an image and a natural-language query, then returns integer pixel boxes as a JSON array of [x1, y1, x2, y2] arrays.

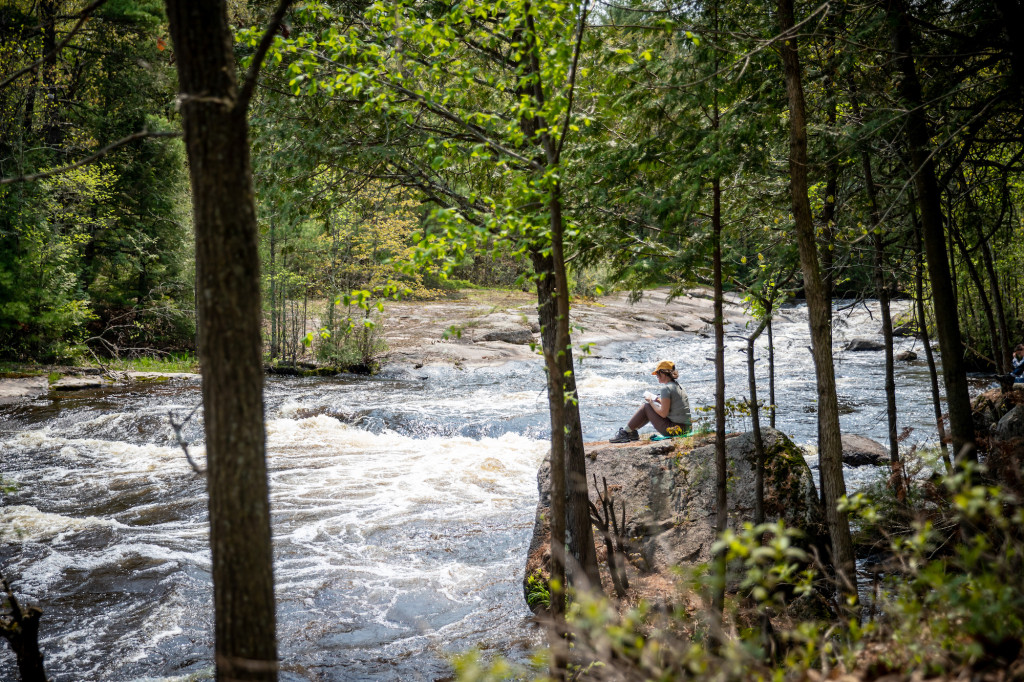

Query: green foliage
[[102, 352, 198, 373], [0, 0, 192, 362], [314, 301, 386, 370], [525, 572, 551, 609], [693, 397, 763, 434], [458, 465, 1024, 680]]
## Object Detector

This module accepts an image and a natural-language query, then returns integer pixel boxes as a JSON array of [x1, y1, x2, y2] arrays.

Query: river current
[[1, 301, 955, 680]]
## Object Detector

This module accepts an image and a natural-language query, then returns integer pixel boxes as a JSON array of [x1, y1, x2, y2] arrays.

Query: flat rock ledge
[[524, 428, 827, 608]]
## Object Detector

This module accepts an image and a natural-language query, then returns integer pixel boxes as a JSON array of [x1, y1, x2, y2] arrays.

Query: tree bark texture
[[164, 1, 279, 679], [886, 0, 975, 461], [777, 0, 857, 598]]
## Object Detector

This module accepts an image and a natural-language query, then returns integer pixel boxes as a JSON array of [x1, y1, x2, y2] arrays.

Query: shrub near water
[[455, 466, 1024, 681]]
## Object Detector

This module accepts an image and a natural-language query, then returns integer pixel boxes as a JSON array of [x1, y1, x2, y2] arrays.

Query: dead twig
[[169, 405, 205, 476], [589, 474, 630, 598]]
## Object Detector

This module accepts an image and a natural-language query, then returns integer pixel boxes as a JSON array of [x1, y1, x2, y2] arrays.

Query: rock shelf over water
[[524, 429, 827, 607]]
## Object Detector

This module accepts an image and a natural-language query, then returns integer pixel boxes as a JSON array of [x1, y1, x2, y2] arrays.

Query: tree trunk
[[886, 0, 976, 461], [777, 0, 858, 599], [270, 222, 277, 360], [531, 248, 600, 592], [852, 94, 903, 497], [912, 207, 952, 471], [768, 313, 776, 429], [748, 316, 770, 527], [164, 0, 279, 679], [520, 2, 600, 607], [950, 224, 1000, 371], [39, 0, 61, 148], [981, 239, 1011, 372], [712, 174, 727, 616], [872, 229, 902, 496]]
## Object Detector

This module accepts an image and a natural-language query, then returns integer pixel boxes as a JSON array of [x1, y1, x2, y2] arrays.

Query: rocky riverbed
[[381, 287, 748, 369]]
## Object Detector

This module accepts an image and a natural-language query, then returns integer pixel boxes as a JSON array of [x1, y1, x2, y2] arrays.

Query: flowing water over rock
[[1, 301, 954, 680]]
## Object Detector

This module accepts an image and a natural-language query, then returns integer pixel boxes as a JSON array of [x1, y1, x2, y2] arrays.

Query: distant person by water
[[1013, 344, 1024, 383], [609, 360, 692, 443]]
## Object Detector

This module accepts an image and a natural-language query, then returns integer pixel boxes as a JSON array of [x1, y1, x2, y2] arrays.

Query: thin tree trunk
[[515, 41, 600, 605], [712, 174, 727, 616], [39, 0, 61, 149], [886, 0, 975, 462], [768, 312, 776, 429], [852, 91, 903, 497], [873, 232, 902, 496], [521, 5, 599, 675], [777, 0, 858, 600], [270, 222, 277, 360], [981, 239, 1011, 372], [164, 1, 281, 678], [950, 223, 999, 371], [748, 316, 770, 527], [913, 208, 953, 471]]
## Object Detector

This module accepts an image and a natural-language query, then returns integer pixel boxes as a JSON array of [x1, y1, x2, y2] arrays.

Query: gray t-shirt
[[659, 381, 691, 427]]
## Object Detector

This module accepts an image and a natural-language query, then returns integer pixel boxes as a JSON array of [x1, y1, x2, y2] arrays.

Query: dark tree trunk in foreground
[[164, 1, 280, 679], [777, 0, 857, 600], [886, 0, 975, 462], [517, 4, 600, 605], [1, 578, 47, 682]]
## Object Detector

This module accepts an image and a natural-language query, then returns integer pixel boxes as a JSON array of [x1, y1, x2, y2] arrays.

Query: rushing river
[[1, 300, 958, 680]]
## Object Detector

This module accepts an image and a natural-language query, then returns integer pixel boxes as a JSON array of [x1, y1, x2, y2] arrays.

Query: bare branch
[[235, 0, 295, 115], [555, 0, 590, 164]]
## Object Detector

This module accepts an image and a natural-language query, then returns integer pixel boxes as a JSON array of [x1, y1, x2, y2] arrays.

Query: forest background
[[3, 0, 1024, 680], [2, 0, 1023, 374]]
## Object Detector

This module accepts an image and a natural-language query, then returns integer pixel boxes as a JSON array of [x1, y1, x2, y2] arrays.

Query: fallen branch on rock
[[1, 576, 48, 682]]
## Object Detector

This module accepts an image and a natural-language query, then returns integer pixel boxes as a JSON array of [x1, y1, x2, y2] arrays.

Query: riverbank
[[0, 288, 748, 402]]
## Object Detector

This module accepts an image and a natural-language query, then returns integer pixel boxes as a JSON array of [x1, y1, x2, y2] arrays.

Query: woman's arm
[[648, 395, 670, 418]]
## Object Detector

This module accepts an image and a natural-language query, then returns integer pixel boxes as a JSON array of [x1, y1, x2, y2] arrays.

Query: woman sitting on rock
[[609, 360, 692, 443]]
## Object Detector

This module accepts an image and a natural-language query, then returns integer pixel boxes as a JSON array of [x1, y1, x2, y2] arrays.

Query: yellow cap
[[652, 360, 675, 375]]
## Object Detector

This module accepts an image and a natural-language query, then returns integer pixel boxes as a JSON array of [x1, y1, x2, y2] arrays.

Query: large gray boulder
[[841, 434, 887, 467], [524, 429, 827, 597], [846, 338, 884, 351], [995, 405, 1024, 443]]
